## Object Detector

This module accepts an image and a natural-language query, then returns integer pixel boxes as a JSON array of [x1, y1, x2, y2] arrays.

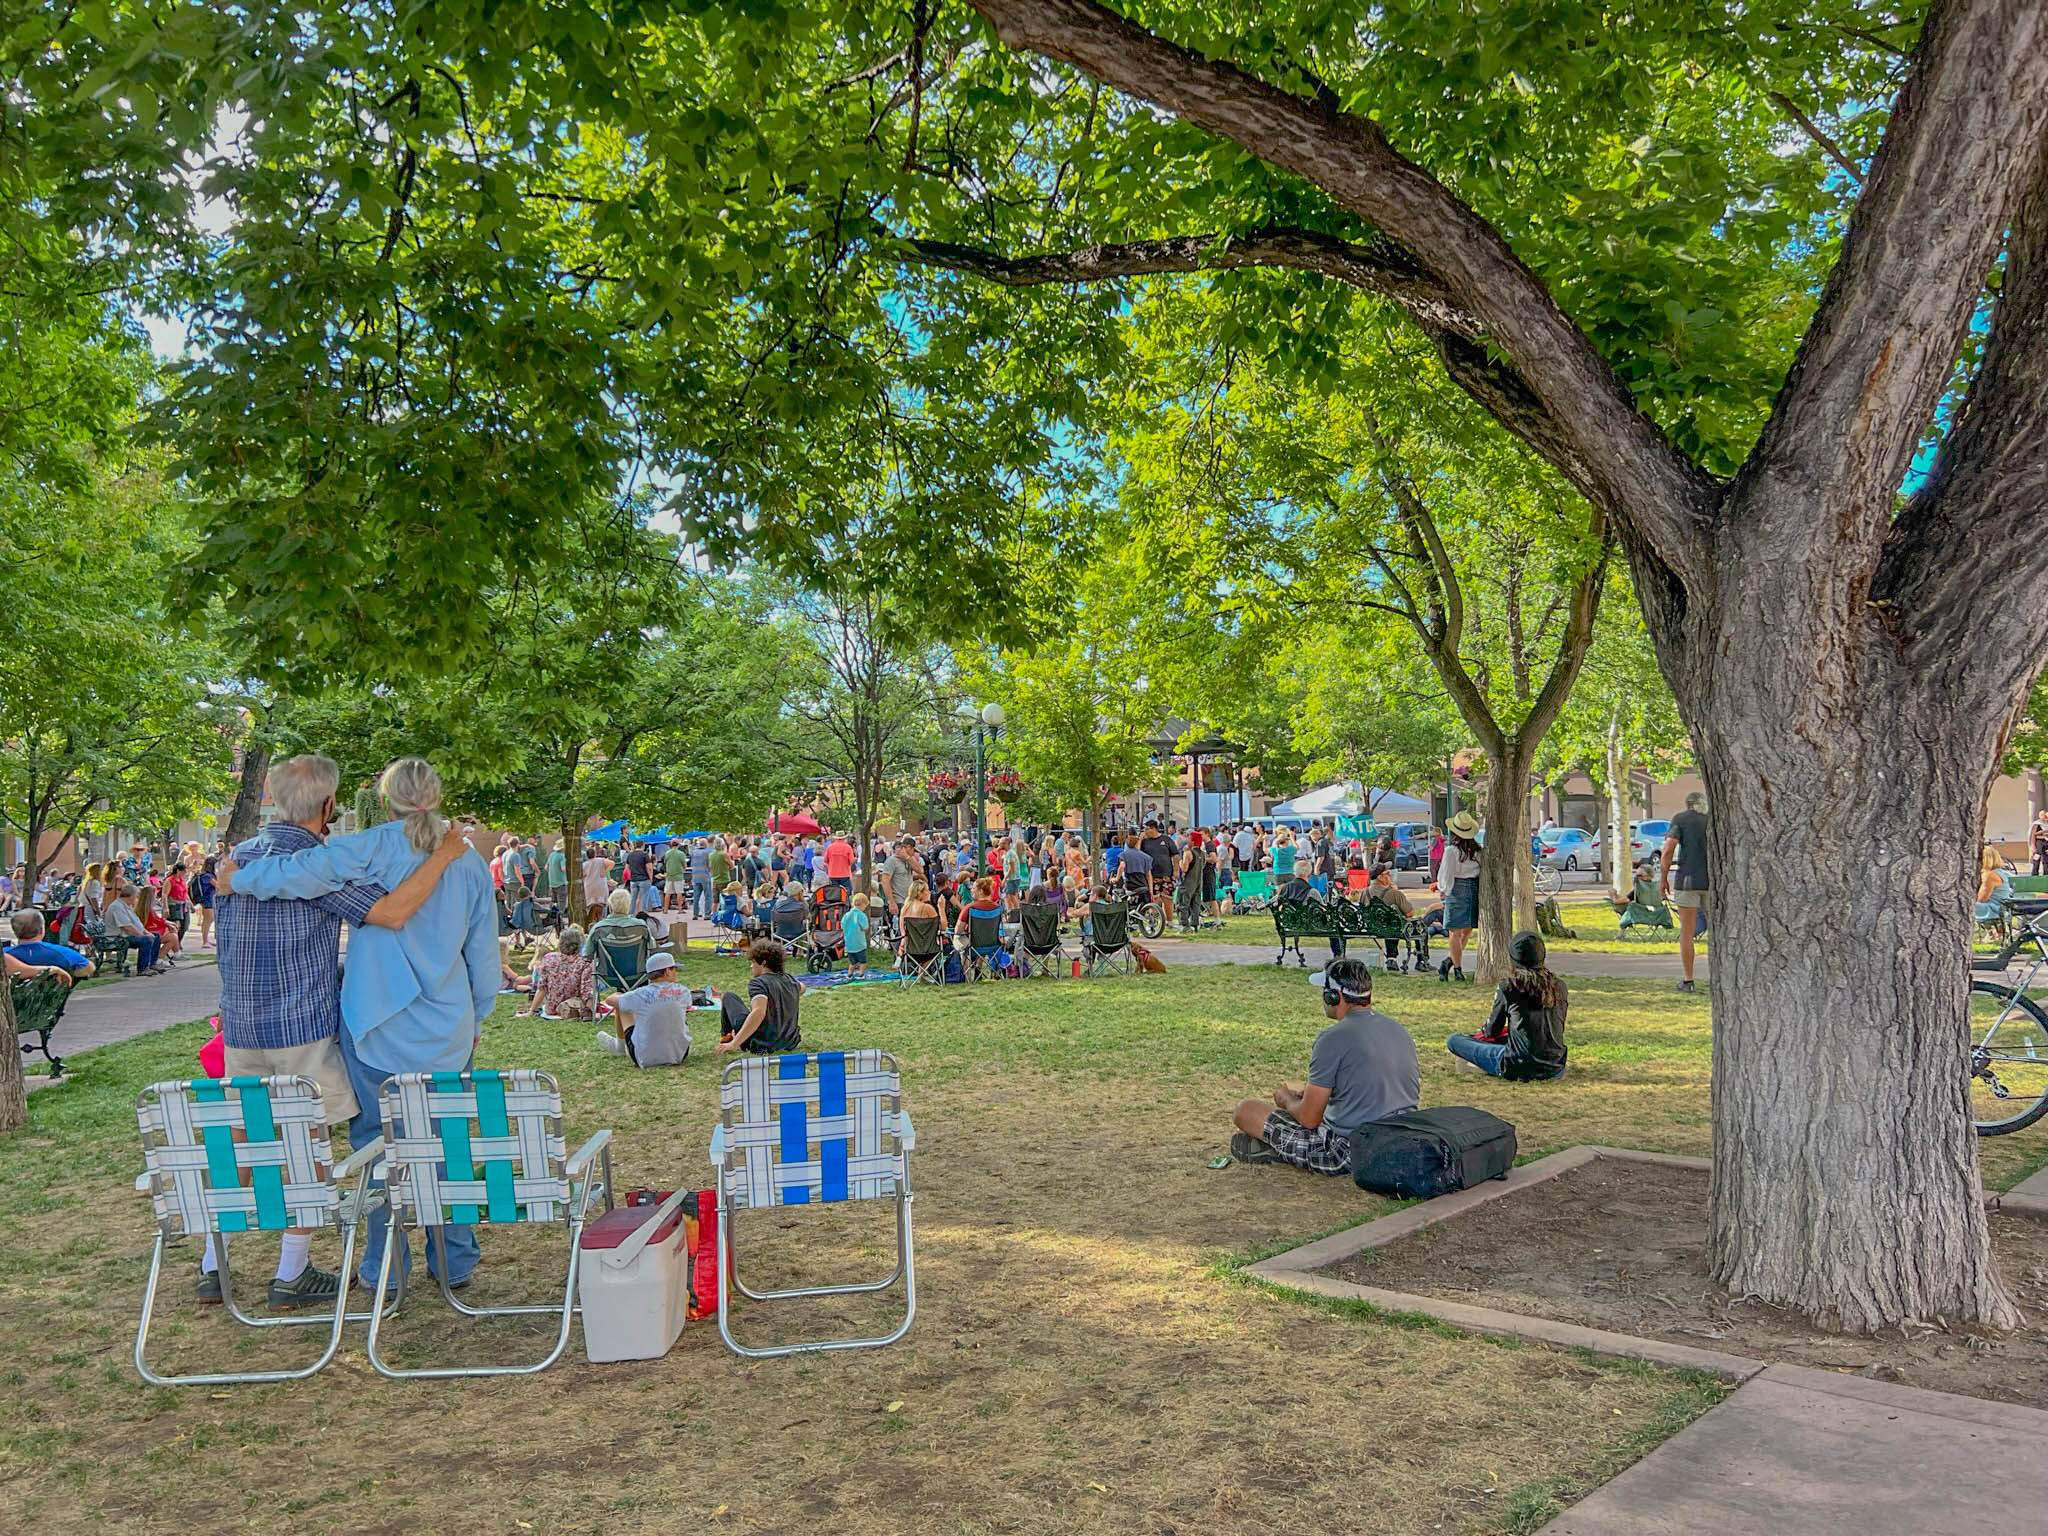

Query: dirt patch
[[1322, 1155, 2048, 1406]]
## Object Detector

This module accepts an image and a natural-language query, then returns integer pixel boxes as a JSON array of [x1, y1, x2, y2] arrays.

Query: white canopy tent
[[1267, 783, 1433, 821]]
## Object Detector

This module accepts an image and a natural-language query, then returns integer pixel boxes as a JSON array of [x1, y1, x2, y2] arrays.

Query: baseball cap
[[645, 952, 678, 972]]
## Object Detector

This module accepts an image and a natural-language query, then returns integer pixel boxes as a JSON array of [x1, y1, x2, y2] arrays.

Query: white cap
[[645, 952, 678, 973]]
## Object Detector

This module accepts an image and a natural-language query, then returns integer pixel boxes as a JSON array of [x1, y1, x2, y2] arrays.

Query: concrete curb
[[1245, 1145, 1754, 1379]]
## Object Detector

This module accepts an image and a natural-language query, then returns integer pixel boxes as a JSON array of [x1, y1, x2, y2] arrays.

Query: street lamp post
[[961, 701, 1006, 864]]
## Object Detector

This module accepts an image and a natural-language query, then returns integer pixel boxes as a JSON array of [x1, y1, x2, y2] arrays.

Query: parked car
[[1388, 822, 1434, 870], [1632, 819, 1671, 866], [1538, 826, 1600, 872]]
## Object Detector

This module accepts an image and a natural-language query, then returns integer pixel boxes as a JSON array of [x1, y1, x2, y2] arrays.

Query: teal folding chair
[[133, 1075, 386, 1386], [710, 1050, 916, 1358], [365, 1069, 612, 1379]]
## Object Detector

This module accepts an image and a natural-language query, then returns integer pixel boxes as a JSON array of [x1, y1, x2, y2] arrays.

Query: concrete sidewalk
[[1537, 1361, 2048, 1535], [28, 959, 221, 1087], [1146, 936, 1707, 983]]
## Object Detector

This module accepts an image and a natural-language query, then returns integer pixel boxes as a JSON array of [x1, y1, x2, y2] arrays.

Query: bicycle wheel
[[1532, 865, 1562, 898], [1969, 981, 2048, 1135], [1138, 901, 1167, 940]]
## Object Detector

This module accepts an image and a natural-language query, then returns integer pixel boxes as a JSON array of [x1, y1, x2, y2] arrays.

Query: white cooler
[[578, 1191, 691, 1363]]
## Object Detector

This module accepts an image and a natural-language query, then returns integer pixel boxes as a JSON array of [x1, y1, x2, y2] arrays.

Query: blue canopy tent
[[679, 830, 712, 840], [586, 819, 629, 841], [642, 826, 675, 843]]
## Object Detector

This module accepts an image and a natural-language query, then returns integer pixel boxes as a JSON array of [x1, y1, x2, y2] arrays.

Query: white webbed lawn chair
[[365, 1068, 613, 1379], [134, 1075, 386, 1386], [711, 1050, 916, 1358]]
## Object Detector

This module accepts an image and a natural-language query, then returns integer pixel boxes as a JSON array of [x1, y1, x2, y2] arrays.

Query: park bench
[[13, 971, 74, 1079], [1272, 893, 1367, 966]]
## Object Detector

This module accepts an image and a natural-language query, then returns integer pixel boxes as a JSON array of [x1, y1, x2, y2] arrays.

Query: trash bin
[[579, 1190, 690, 1363]]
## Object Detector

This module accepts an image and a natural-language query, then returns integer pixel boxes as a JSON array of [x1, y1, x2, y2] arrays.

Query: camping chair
[[1018, 902, 1065, 978], [710, 1050, 916, 1358], [1617, 878, 1674, 933], [897, 916, 946, 987], [770, 899, 810, 952], [1345, 868, 1372, 896], [365, 1069, 613, 1380], [963, 910, 1009, 981], [13, 971, 74, 1078], [133, 1075, 387, 1386], [1232, 869, 1274, 914], [591, 927, 650, 992], [1083, 901, 1135, 976]]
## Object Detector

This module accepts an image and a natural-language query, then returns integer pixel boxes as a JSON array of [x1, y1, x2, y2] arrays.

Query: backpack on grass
[[1350, 1107, 1517, 1199]]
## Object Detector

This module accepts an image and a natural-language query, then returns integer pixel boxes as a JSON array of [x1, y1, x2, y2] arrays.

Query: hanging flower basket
[[987, 768, 1024, 805], [927, 769, 969, 805]]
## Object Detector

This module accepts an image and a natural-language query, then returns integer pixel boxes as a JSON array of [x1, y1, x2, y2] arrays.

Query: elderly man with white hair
[[201, 753, 464, 1309], [217, 756, 501, 1295]]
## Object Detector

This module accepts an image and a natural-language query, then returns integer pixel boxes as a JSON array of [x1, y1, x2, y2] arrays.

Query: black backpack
[[1350, 1107, 1517, 1199]]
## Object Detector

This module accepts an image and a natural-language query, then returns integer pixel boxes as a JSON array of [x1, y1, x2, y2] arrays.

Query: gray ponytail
[[378, 757, 450, 854]]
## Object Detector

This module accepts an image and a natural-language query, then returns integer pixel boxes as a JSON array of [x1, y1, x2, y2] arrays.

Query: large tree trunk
[[0, 979, 24, 1134], [561, 820, 584, 920], [1475, 756, 1533, 983], [1667, 532, 2024, 1332], [225, 739, 270, 846]]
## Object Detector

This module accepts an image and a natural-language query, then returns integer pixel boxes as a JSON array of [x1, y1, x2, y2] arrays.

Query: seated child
[[843, 892, 872, 976]]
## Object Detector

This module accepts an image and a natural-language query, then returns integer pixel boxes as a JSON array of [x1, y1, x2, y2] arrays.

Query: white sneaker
[[596, 1031, 625, 1056]]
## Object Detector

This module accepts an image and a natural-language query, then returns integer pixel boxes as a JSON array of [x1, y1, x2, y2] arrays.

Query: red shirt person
[[821, 835, 855, 886]]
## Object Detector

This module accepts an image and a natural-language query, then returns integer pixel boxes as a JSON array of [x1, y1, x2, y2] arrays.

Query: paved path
[[28, 960, 221, 1088], [1536, 1361, 2048, 1535], [1145, 936, 1707, 983]]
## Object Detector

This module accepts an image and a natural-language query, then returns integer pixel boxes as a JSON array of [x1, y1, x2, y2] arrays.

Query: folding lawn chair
[[14, 971, 74, 1078], [592, 927, 650, 992], [133, 1075, 386, 1386], [1617, 877, 1675, 933], [963, 910, 1009, 981], [710, 1050, 916, 1358], [1232, 869, 1274, 914], [1083, 901, 1135, 976], [1018, 902, 1065, 978], [897, 916, 946, 986], [365, 1069, 614, 1379]]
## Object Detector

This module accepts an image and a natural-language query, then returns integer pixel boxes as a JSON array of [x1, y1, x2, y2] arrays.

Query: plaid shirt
[[215, 823, 386, 1051]]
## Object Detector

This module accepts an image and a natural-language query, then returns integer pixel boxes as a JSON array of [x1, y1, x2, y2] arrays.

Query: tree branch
[[962, 0, 1719, 577], [1765, 89, 1863, 186], [1740, 0, 2048, 554]]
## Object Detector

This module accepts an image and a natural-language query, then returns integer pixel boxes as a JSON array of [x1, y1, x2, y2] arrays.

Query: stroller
[[804, 884, 850, 974]]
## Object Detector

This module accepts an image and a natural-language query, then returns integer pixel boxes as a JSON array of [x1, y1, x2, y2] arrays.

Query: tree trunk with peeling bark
[[951, 0, 2048, 1328]]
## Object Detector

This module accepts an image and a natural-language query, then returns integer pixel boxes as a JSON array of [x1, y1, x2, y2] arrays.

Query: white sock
[[275, 1231, 312, 1283], [201, 1233, 218, 1274]]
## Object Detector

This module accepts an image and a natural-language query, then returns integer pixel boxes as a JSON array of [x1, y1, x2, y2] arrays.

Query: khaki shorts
[[1669, 888, 1707, 911], [222, 1038, 360, 1123]]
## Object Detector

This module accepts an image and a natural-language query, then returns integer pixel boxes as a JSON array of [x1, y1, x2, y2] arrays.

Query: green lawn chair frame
[[1617, 878, 1675, 933], [133, 1075, 388, 1386], [591, 928, 650, 992], [711, 1050, 916, 1358], [1232, 870, 1274, 914], [365, 1068, 613, 1380], [14, 971, 74, 1079], [1083, 901, 1136, 976]]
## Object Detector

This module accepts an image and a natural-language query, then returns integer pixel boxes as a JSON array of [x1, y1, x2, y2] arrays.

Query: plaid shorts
[[1261, 1108, 1353, 1174]]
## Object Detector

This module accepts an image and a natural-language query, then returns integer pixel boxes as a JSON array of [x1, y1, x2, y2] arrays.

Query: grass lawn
[[7, 961, 2041, 1533], [1185, 900, 1703, 956]]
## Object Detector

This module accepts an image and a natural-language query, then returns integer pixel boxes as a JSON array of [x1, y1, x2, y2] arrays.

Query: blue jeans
[[128, 933, 161, 969], [691, 876, 714, 918], [1446, 1034, 1510, 1076], [339, 1027, 480, 1291]]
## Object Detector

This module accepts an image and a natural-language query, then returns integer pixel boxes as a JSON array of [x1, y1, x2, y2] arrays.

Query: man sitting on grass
[[598, 951, 692, 1067], [1231, 956, 1420, 1174]]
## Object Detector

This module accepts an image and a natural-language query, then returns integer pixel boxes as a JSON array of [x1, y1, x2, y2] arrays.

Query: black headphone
[[1321, 958, 1372, 1009]]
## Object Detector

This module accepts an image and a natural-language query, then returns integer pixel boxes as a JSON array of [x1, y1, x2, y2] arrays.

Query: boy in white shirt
[[598, 952, 692, 1066]]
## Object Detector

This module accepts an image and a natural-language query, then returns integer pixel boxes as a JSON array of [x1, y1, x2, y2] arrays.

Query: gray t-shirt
[[880, 855, 914, 906], [1308, 1007, 1421, 1134], [1669, 809, 1710, 890], [615, 981, 692, 1067]]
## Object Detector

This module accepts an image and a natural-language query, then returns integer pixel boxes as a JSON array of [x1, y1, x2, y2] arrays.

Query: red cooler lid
[[582, 1199, 686, 1251]]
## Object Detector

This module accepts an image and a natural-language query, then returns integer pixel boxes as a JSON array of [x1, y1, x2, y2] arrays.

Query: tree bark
[[0, 978, 25, 1134], [225, 739, 270, 846], [1475, 749, 1534, 984], [1606, 719, 1631, 902], [561, 819, 584, 921]]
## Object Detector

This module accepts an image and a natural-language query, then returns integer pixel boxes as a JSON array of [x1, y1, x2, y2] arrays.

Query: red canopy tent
[[765, 810, 825, 836]]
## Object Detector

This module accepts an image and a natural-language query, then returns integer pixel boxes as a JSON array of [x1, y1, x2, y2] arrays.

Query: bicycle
[[1968, 903, 2048, 1135], [1110, 875, 1169, 940]]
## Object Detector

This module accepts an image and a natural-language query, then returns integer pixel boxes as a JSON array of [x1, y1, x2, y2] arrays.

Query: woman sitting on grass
[[1445, 930, 1569, 1080], [522, 928, 597, 1019]]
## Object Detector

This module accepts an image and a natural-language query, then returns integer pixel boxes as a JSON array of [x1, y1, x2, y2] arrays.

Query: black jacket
[[1484, 974, 1569, 1080]]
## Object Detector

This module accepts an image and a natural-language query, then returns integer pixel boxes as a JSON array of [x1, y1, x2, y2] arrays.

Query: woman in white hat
[[1434, 811, 1483, 982]]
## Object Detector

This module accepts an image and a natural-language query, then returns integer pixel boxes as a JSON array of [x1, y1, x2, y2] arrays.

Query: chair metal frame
[[591, 927, 650, 992], [1017, 903, 1065, 979], [963, 910, 1008, 981], [897, 916, 946, 986], [364, 1068, 613, 1380], [712, 1050, 916, 1358], [133, 1074, 390, 1387], [13, 970, 73, 1078], [1082, 902, 1136, 976]]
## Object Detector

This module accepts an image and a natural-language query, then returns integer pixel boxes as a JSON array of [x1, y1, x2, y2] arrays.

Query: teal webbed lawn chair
[[365, 1068, 613, 1379], [711, 1050, 916, 1358], [133, 1075, 386, 1386]]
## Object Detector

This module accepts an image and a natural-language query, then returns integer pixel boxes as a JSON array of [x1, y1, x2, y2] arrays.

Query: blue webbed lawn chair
[[710, 1050, 916, 1358]]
